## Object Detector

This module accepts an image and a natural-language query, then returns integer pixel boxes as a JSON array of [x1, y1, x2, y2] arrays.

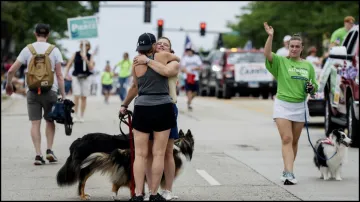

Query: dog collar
[[321, 138, 334, 146]]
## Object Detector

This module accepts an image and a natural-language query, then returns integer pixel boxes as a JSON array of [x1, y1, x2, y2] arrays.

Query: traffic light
[[200, 22, 206, 36], [144, 1, 151, 23], [157, 19, 164, 39]]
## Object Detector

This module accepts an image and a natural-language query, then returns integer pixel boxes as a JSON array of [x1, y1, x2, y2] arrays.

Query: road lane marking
[[196, 169, 221, 186]]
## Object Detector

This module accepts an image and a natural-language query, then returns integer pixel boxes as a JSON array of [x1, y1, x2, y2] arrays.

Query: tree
[[1, 1, 99, 60], [225, 1, 359, 56]]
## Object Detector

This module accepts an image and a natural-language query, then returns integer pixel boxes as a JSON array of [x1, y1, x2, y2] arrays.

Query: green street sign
[[67, 16, 98, 40]]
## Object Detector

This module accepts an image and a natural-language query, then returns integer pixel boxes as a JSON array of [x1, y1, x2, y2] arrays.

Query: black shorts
[[132, 103, 176, 133], [185, 81, 199, 93]]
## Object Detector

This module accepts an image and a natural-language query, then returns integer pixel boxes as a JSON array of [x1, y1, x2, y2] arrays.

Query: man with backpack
[[5, 23, 65, 165]]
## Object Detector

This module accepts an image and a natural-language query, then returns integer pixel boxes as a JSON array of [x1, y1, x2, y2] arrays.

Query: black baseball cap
[[136, 33, 156, 51], [35, 23, 50, 35]]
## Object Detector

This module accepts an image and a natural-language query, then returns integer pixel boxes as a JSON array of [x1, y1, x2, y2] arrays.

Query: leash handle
[[128, 113, 135, 197]]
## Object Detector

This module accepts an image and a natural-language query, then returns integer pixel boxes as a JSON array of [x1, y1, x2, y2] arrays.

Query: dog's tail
[[56, 155, 80, 186], [80, 149, 130, 176]]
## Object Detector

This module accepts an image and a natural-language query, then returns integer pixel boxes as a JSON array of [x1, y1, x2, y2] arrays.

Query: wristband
[[121, 104, 128, 108]]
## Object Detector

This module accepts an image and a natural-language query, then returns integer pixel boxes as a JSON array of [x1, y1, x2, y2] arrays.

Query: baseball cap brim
[[136, 45, 152, 51]]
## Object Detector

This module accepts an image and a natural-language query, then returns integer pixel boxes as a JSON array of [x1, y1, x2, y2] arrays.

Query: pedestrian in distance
[[101, 60, 114, 104], [64, 40, 95, 123]]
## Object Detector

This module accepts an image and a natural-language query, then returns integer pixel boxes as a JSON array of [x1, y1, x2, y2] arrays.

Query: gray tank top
[[134, 54, 172, 106]]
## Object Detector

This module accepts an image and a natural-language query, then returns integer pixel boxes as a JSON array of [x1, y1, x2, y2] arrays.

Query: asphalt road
[[1, 94, 358, 201]]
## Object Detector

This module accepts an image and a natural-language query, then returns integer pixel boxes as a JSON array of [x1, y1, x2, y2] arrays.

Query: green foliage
[[226, 1, 359, 56], [1, 1, 99, 60]]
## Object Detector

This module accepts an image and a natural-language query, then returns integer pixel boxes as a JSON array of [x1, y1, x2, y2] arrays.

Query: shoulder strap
[[45, 45, 55, 56], [27, 44, 37, 56]]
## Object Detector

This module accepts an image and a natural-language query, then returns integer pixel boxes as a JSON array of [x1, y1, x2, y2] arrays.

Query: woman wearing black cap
[[120, 33, 179, 201]]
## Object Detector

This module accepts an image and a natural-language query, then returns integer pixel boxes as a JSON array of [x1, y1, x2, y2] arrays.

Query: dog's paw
[[80, 193, 91, 201], [335, 177, 342, 181], [111, 193, 120, 201]]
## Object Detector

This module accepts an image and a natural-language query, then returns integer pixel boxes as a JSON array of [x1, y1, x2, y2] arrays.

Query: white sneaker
[[73, 115, 80, 122], [282, 171, 298, 185], [144, 191, 151, 201], [161, 190, 178, 201], [79, 117, 84, 123]]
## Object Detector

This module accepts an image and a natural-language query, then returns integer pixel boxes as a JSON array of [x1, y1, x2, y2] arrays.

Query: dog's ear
[[186, 129, 193, 138], [332, 129, 341, 136], [179, 129, 184, 138]]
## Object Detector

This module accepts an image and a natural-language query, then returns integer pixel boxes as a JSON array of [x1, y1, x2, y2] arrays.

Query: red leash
[[128, 112, 135, 197]]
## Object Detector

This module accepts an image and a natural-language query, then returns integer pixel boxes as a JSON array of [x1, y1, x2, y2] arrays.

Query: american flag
[[243, 40, 252, 50], [184, 35, 192, 51]]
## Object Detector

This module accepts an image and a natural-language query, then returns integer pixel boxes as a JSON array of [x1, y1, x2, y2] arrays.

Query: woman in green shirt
[[114, 52, 132, 101], [263, 22, 318, 185], [101, 61, 114, 104]]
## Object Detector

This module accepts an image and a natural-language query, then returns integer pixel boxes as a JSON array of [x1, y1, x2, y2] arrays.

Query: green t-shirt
[[330, 27, 348, 46], [101, 71, 114, 85], [265, 53, 319, 103], [116, 59, 132, 78]]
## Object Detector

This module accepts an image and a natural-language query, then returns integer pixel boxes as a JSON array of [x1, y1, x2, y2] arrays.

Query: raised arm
[[263, 22, 274, 62]]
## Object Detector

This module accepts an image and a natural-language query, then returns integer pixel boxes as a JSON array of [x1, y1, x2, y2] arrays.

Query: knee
[[165, 148, 173, 159], [135, 149, 148, 160], [281, 136, 293, 145], [152, 150, 166, 158], [45, 120, 55, 126], [81, 96, 87, 101]]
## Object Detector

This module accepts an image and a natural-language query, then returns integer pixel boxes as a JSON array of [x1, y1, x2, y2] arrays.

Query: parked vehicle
[[199, 49, 223, 96], [307, 66, 325, 117], [318, 25, 359, 147], [213, 48, 276, 99]]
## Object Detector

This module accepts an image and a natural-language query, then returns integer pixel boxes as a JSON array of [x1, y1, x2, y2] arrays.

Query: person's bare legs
[[163, 138, 175, 191], [145, 140, 153, 193], [31, 120, 42, 155], [150, 129, 170, 195], [275, 118, 294, 173], [80, 96, 87, 118], [133, 130, 150, 196], [291, 122, 305, 162], [73, 95, 80, 117], [186, 91, 193, 109], [45, 120, 55, 150]]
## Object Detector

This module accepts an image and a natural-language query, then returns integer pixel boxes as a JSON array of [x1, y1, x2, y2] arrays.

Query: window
[[342, 31, 353, 47], [347, 31, 358, 55]]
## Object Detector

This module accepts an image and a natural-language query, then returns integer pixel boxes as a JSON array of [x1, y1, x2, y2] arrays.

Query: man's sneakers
[[161, 190, 178, 201], [34, 150, 58, 165], [46, 149, 58, 163], [281, 171, 297, 185], [34, 155, 46, 165]]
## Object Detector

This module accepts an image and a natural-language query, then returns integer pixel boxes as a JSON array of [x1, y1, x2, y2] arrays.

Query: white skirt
[[273, 98, 310, 122]]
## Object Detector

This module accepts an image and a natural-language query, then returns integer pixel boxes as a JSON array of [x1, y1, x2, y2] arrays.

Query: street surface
[[1, 94, 359, 201]]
